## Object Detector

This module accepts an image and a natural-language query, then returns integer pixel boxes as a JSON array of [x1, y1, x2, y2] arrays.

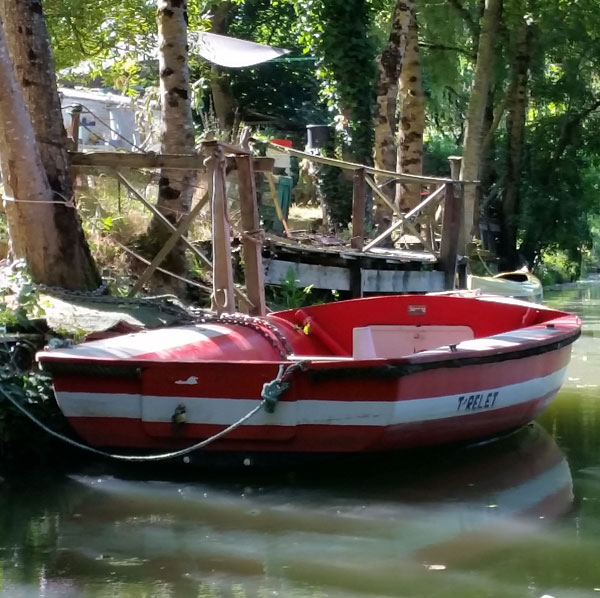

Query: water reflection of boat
[[50, 424, 572, 595]]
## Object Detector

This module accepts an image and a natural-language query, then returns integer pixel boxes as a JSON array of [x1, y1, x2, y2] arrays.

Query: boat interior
[[270, 295, 556, 360]]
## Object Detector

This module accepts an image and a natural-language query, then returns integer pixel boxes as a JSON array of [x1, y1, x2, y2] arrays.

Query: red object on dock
[[270, 138, 293, 148], [37, 294, 580, 462]]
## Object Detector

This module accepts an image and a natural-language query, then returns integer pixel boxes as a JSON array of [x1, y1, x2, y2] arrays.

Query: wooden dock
[[263, 235, 444, 297]]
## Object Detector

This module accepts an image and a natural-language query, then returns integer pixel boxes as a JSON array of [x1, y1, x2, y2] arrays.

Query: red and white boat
[[36, 294, 580, 463]]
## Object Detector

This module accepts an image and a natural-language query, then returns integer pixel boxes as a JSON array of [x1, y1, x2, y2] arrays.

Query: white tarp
[[188, 31, 290, 68]]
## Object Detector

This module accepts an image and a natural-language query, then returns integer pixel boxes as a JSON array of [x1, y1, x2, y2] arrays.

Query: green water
[[2, 282, 600, 598]]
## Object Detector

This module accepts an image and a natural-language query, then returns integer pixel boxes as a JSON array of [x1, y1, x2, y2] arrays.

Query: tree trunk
[[146, 0, 196, 294], [459, 0, 502, 248], [0, 0, 100, 290], [209, 1, 237, 134], [396, 9, 424, 210], [502, 17, 532, 269], [372, 0, 412, 229]]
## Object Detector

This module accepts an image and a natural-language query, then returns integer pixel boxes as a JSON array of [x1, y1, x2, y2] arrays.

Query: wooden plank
[[70, 151, 274, 173], [264, 259, 445, 293], [351, 168, 366, 250], [265, 260, 351, 291], [202, 139, 251, 156], [439, 183, 463, 290], [361, 269, 444, 293], [71, 151, 206, 170], [236, 155, 266, 316]]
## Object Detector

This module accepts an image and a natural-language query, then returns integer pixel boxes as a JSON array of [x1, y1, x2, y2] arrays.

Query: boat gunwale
[[37, 316, 581, 381]]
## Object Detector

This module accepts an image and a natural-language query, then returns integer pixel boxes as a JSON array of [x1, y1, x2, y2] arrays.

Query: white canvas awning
[[188, 32, 290, 68]]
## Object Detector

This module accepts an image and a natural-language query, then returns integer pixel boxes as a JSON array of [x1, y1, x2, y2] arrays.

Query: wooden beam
[[207, 149, 236, 314], [202, 139, 251, 156], [363, 176, 434, 252], [128, 192, 210, 297], [70, 151, 275, 173], [268, 141, 479, 185], [114, 169, 253, 308], [66, 107, 81, 152], [236, 155, 266, 316], [439, 183, 463, 290], [351, 168, 366, 250]]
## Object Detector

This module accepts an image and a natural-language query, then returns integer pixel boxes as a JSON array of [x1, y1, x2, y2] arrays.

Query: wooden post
[[236, 154, 266, 316], [66, 105, 81, 152], [439, 183, 463, 290], [448, 156, 462, 180], [351, 168, 366, 250], [206, 146, 236, 314], [447, 155, 465, 257]]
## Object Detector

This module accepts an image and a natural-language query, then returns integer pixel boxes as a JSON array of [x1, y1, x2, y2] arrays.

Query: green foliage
[[423, 134, 460, 177], [314, 163, 353, 231], [536, 250, 580, 286], [0, 266, 67, 468], [227, 0, 326, 126], [38, 0, 600, 275], [266, 267, 338, 310], [0, 262, 46, 331], [295, 0, 377, 163]]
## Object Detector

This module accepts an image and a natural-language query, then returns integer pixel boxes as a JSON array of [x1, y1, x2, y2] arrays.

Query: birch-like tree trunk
[[459, 0, 502, 247], [396, 9, 424, 210], [0, 0, 99, 289], [502, 17, 532, 269], [146, 0, 196, 294], [372, 0, 412, 229]]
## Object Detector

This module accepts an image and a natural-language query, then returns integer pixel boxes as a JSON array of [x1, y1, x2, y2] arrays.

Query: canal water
[[1, 282, 600, 598]]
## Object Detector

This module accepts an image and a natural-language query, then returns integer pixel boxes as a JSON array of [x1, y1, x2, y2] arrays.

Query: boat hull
[[37, 294, 580, 459], [467, 272, 543, 303], [49, 338, 573, 455]]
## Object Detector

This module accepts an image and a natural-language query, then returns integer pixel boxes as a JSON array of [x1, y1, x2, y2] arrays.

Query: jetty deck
[[263, 234, 443, 297]]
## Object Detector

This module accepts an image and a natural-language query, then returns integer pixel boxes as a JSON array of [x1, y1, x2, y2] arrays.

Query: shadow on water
[[0, 423, 583, 598]]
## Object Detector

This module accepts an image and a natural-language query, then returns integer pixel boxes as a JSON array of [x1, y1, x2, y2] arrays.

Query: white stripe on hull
[[56, 366, 568, 427]]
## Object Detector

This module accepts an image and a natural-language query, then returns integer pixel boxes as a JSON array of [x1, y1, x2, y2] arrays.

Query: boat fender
[[171, 403, 187, 425]]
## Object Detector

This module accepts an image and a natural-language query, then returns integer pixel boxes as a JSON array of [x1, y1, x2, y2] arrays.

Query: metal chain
[[191, 310, 293, 359], [34, 280, 294, 356]]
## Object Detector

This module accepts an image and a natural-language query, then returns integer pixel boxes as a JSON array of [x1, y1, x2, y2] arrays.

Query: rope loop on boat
[[0, 381, 265, 463], [261, 360, 308, 413]]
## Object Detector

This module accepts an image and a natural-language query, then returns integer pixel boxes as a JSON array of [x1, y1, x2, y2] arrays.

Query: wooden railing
[[268, 143, 471, 289], [69, 140, 474, 315]]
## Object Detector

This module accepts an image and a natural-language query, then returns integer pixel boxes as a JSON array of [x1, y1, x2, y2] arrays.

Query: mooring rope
[[0, 383, 263, 462], [0, 361, 306, 462]]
